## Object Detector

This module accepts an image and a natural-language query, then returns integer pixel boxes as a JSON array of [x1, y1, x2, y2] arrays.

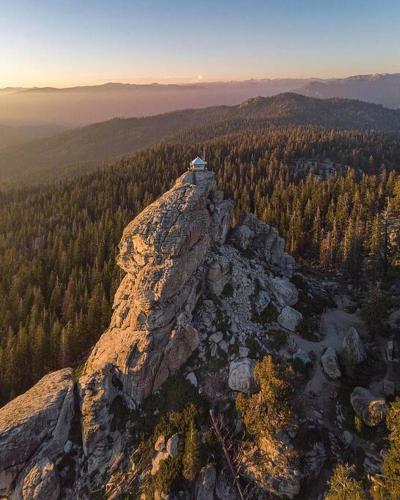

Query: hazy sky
[[1, 0, 400, 87]]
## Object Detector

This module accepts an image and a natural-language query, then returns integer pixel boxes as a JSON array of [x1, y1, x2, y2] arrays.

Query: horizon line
[[2, 71, 400, 92]]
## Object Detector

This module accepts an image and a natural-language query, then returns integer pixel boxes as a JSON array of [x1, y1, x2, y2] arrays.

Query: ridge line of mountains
[[1, 92, 400, 187]]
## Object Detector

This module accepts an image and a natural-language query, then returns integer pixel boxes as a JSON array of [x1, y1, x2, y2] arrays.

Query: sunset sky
[[1, 0, 400, 87]]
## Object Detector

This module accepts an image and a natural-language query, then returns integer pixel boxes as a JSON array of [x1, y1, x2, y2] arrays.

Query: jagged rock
[[277, 306, 302, 332], [21, 458, 60, 500], [195, 464, 216, 500], [166, 434, 180, 458], [342, 327, 366, 366], [207, 256, 231, 296], [350, 387, 387, 426], [0, 368, 74, 499], [321, 347, 342, 379], [229, 213, 295, 278], [228, 358, 255, 394], [268, 277, 298, 307], [229, 224, 254, 251], [1, 169, 299, 497], [79, 170, 232, 476]]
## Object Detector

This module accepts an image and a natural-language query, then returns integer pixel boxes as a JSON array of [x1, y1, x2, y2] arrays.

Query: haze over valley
[[1, 73, 400, 129]]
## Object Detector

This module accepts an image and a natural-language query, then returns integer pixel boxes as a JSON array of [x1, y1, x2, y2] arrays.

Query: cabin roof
[[190, 156, 207, 167]]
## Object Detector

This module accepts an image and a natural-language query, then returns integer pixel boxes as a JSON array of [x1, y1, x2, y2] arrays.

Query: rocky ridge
[[0, 168, 302, 498]]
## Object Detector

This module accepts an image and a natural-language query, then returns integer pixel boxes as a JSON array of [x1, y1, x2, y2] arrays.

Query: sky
[[1, 0, 400, 87]]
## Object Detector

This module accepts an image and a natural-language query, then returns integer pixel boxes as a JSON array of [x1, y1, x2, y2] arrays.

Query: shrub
[[153, 456, 182, 495], [252, 303, 278, 325], [236, 355, 295, 441], [326, 464, 366, 500], [297, 316, 319, 341], [222, 283, 234, 298], [269, 329, 288, 350], [354, 415, 364, 435]]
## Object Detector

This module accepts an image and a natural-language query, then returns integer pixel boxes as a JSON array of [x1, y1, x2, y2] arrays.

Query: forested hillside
[[1, 126, 400, 405], [1, 93, 400, 186]]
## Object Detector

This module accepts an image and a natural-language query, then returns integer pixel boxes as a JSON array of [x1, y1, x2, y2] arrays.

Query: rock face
[[79, 170, 234, 475], [321, 347, 342, 379], [0, 368, 74, 499], [342, 327, 367, 366], [350, 387, 387, 426], [230, 213, 295, 278], [0, 169, 299, 498]]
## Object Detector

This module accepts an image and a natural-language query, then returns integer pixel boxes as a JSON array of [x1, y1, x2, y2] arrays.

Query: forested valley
[[1, 125, 400, 406]]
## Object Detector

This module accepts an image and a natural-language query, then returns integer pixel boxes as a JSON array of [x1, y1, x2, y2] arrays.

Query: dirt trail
[[290, 294, 366, 416]]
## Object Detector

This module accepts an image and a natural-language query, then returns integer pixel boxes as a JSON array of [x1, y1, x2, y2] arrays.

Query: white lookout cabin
[[189, 156, 208, 171]]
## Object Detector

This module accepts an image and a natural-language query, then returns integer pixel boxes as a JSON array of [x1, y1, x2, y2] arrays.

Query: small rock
[[321, 347, 342, 380], [166, 434, 180, 458], [277, 306, 303, 332], [219, 340, 228, 353], [210, 332, 223, 344], [239, 347, 250, 357], [63, 440, 73, 454], [343, 431, 353, 446], [228, 358, 255, 394], [185, 372, 198, 388]]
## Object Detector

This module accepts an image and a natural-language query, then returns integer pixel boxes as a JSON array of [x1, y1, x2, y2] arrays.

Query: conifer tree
[[182, 420, 201, 481], [382, 399, 400, 499], [325, 464, 366, 500]]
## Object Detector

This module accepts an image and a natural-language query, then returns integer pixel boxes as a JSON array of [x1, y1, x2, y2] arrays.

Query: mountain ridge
[[1, 92, 400, 187], [2, 73, 400, 128]]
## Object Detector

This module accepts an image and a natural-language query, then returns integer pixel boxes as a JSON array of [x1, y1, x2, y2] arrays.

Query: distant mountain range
[[1, 73, 400, 127], [1, 92, 400, 186], [300, 73, 400, 109]]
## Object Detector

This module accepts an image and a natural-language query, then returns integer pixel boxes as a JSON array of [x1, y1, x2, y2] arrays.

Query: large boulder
[[0, 368, 75, 498], [342, 327, 366, 366], [79, 170, 233, 477], [321, 347, 342, 379], [228, 358, 256, 394], [268, 277, 298, 307], [277, 306, 303, 332], [350, 387, 387, 426]]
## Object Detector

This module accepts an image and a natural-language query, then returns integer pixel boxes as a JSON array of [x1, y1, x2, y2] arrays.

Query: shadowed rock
[[0, 368, 74, 498]]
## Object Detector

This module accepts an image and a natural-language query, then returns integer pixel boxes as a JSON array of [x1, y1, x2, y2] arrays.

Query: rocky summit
[[0, 168, 320, 498]]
